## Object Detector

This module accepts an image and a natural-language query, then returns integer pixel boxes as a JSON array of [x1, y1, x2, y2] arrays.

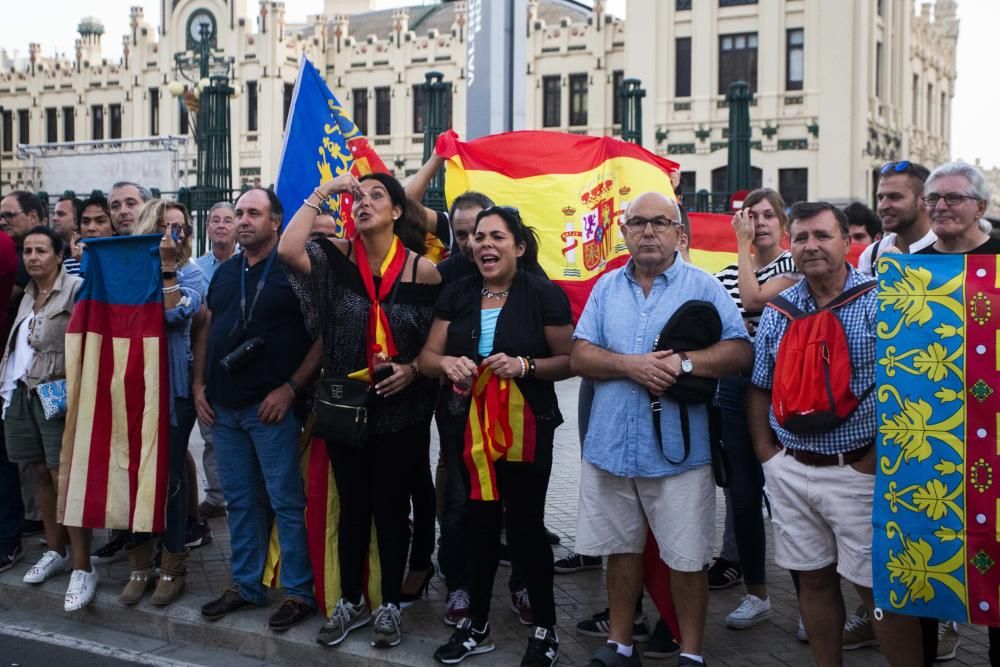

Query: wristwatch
[[161, 271, 178, 280], [679, 352, 694, 375]]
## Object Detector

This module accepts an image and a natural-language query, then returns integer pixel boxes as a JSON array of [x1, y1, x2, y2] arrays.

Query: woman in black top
[[419, 206, 573, 667], [279, 172, 441, 650]]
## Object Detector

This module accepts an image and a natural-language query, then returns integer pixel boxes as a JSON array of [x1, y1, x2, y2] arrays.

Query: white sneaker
[[64, 567, 98, 611], [23, 550, 70, 584], [725, 594, 771, 629]]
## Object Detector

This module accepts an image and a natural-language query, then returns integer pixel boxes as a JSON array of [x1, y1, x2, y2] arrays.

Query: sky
[[0, 0, 996, 168]]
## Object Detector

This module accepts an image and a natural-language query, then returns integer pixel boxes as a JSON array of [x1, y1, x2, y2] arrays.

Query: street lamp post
[[725, 80, 753, 196], [620, 78, 645, 145], [420, 71, 450, 213], [170, 22, 234, 256]]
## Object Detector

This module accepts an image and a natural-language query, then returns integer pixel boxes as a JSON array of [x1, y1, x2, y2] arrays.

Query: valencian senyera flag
[[263, 424, 381, 615], [274, 56, 448, 263], [58, 236, 170, 533], [873, 253, 1000, 626]]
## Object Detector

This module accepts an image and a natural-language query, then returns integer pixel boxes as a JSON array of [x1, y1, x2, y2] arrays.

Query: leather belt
[[776, 442, 873, 468]]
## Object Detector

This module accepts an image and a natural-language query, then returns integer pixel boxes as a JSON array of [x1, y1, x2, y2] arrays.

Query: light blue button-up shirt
[[574, 253, 749, 478]]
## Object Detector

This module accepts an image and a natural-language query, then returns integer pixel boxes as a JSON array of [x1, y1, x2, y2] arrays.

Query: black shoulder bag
[[649, 300, 731, 487], [313, 243, 409, 448]]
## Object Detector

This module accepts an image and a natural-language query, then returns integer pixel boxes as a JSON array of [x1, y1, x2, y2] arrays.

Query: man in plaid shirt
[[748, 201, 921, 665]]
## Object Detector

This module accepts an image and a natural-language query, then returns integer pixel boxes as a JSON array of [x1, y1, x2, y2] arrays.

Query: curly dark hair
[[359, 173, 426, 255]]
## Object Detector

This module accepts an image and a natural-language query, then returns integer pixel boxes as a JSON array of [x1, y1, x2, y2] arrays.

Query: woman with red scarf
[[280, 172, 441, 650]]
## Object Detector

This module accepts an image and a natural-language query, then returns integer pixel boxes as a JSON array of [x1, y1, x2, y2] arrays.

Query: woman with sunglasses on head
[[280, 172, 441, 650], [116, 200, 204, 608], [419, 206, 573, 667], [710, 188, 799, 630]]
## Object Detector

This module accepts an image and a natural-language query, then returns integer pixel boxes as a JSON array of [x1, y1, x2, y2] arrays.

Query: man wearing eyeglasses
[[859, 161, 936, 277], [915, 160, 998, 256], [571, 192, 751, 667]]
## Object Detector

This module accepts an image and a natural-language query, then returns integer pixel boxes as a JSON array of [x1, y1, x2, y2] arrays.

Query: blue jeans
[[212, 404, 313, 606], [132, 397, 197, 553], [0, 425, 24, 549], [718, 375, 766, 586]]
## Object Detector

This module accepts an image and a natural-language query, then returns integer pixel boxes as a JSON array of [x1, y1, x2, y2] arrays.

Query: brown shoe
[[119, 540, 155, 606], [150, 547, 188, 606], [268, 597, 314, 631], [201, 584, 253, 620]]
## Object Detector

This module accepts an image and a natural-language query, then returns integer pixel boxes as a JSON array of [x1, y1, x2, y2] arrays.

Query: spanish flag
[[59, 236, 170, 532], [464, 367, 536, 502], [438, 130, 678, 318], [263, 425, 381, 616]]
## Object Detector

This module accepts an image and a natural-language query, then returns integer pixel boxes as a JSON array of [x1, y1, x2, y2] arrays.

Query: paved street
[[0, 377, 992, 665]]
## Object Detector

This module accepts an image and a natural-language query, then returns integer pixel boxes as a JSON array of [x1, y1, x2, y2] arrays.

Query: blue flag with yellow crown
[[274, 56, 388, 237]]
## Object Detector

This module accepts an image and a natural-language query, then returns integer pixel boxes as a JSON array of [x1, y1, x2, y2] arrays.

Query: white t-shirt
[[1, 313, 35, 418], [858, 229, 937, 277]]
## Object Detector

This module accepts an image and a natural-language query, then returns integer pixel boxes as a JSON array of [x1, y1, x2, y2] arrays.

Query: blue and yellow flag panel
[[874, 254, 1000, 626]]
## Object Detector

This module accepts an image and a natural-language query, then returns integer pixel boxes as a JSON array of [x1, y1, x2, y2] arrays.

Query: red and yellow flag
[[464, 367, 536, 502], [263, 428, 381, 616], [437, 130, 678, 318]]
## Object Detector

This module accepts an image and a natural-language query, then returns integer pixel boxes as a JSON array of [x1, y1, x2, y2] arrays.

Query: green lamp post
[[420, 71, 450, 213], [620, 78, 645, 145], [725, 80, 753, 196]]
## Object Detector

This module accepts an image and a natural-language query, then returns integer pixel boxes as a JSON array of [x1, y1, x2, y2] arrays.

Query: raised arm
[[732, 209, 797, 312], [403, 152, 445, 234], [278, 173, 361, 274]]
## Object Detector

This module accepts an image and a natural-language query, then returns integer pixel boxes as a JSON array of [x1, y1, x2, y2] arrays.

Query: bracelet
[[408, 360, 421, 379], [517, 356, 527, 378], [161, 271, 178, 280], [312, 188, 327, 202], [287, 379, 302, 395], [526, 356, 536, 377], [162, 284, 181, 295], [302, 198, 322, 213]]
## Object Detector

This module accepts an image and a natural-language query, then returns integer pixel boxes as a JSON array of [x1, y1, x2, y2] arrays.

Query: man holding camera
[[193, 188, 321, 630]]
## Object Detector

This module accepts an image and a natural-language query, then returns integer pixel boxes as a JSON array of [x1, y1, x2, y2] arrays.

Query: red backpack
[[766, 282, 876, 434]]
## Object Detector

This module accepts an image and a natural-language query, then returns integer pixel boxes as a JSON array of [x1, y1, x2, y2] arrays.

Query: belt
[[776, 442, 873, 468]]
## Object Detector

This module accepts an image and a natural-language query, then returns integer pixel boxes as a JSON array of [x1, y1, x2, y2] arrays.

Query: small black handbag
[[313, 377, 371, 448]]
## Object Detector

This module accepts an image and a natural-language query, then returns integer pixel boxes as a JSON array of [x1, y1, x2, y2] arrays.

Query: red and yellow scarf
[[353, 235, 406, 380], [463, 366, 536, 502]]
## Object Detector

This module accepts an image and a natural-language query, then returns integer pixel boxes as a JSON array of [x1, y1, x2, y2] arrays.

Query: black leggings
[[327, 417, 432, 607], [465, 425, 556, 631], [408, 437, 436, 571]]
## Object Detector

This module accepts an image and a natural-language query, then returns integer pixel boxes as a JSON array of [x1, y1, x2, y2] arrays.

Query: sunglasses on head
[[480, 205, 520, 218], [880, 161, 912, 175]]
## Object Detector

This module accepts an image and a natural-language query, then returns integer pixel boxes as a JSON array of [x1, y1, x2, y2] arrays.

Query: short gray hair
[[111, 181, 153, 202], [926, 161, 992, 203], [208, 201, 235, 216]]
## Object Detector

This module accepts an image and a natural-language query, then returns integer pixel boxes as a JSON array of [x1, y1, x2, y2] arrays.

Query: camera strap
[[240, 246, 277, 329]]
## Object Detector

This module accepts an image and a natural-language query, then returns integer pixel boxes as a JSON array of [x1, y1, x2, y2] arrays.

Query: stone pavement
[[0, 377, 992, 665]]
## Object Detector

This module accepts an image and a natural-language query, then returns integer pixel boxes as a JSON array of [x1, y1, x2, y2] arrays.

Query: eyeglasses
[[880, 161, 912, 175], [622, 216, 681, 232], [922, 192, 982, 207], [480, 205, 520, 218], [0, 211, 23, 221]]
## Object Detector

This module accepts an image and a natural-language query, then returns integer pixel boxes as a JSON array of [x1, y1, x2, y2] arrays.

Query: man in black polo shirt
[[193, 188, 320, 631]]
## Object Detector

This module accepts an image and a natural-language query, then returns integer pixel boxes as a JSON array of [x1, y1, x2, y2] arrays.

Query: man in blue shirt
[[195, 201, 237, 294], [572, 192, 751, 667], [749, 201, 921, 665]]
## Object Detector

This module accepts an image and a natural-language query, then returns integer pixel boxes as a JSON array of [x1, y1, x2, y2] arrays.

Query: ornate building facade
[[0, 0, 958, 205]]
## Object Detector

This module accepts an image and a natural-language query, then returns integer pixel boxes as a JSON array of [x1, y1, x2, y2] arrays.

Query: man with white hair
[[572, 191, 752, 667]]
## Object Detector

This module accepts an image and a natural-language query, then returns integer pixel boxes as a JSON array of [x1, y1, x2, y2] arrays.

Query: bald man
[[571, 192, 752, 666]]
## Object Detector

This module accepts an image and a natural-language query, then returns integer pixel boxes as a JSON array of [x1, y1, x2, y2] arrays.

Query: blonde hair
[[133, 199, 194, 265]]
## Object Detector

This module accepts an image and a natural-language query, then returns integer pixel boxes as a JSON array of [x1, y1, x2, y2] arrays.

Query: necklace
[[481, 284, 511, 300]]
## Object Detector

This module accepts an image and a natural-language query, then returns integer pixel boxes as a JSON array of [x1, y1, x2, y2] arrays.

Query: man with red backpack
[[748, 201, 922, 666]]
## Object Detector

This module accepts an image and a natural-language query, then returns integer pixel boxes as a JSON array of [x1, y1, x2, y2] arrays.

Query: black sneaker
[[707, 557, 742, 590], [576, 608, 651, 642], [554, 552, 602, 574], [185, 519, 214, 549], [434, 618, 496, 664], [0, 542, 24, 573], [644, 619, 680, 659], [91, 530, 129, 564], [521, 626, 559, 666]]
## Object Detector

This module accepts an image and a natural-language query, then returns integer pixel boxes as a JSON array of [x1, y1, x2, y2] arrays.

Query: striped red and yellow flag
[[263, 425, 381, 616], [464, 367, 536, 502], [59, 236, 170, 533]]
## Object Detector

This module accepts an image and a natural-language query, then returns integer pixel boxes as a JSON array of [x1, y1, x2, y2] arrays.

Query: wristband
[[408, 360, 420, 379], [287, 379, 302, 395], [161, 271, 178, 280], [162, 284, 181, 295], [526, 356, 536, 377], [518, 356, 527, 378]]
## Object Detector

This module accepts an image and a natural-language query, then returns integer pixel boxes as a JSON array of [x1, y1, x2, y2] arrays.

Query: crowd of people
[[0, 152, 996, 667]]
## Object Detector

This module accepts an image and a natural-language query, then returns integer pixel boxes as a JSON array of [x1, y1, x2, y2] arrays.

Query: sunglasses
[[880, 161, 912, 175], [480, 205, 520, 218]]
